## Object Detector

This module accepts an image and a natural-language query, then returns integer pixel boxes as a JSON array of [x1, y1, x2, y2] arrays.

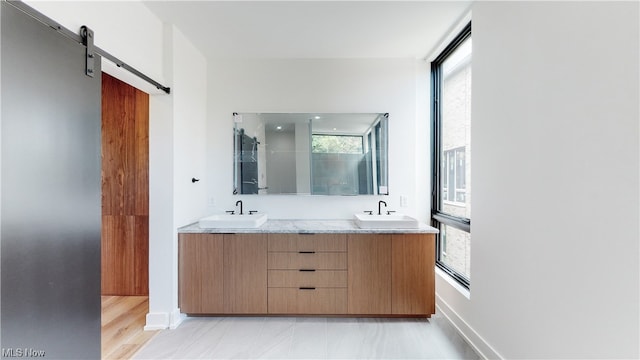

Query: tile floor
[[134, 314, 480, 359]]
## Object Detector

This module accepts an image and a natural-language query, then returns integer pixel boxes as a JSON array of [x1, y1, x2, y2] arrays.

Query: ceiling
[[143, 1, 471, 59], [236, 113, 383, 135], [260, 113, 383, 134]]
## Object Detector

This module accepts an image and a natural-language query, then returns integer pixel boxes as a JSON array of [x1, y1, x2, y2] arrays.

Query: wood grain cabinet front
[[268, 233, 346, 252], [267, 234, 348, 314], [391, 234, 435, 315], [268, 270, 347, 288], [179, 231, 435, 317], [347, 233, 436, 316], [268, 288, 347, 314], [178, 233, 267, 315], [223, 233, 268, 314], [178, 233, 224, 314], [267, 252, 347, 270], [347, 234, 392, 315]]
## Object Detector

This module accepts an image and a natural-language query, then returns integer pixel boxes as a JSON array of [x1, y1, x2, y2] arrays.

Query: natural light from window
[[436, 32, 472, 282]]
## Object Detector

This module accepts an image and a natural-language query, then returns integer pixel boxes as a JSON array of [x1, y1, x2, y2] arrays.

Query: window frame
[[431, 21, 472, 289]]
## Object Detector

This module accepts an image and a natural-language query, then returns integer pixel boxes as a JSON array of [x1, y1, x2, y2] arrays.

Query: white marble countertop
[[178, 219, 438, 234]]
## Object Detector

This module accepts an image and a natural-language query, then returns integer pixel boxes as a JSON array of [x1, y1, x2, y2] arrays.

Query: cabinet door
[[224, 234, 268, 313], [392, 234, 435, 315], [179, 234, 224, 313], [347, 234, 392, 314]]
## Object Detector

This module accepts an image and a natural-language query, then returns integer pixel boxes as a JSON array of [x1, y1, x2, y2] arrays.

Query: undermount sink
[[354, 213, 420, 229], [199, 213, 268, 229]]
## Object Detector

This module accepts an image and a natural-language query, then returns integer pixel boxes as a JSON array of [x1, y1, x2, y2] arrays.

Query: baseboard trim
[[144, 312, 169, 331], [169, 308, 186, 329], [144, 309, 185, 331], [436, 294, 504, 360]]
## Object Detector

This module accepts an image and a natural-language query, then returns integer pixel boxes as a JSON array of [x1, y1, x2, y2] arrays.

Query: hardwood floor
[[102, 296, 158, 359]]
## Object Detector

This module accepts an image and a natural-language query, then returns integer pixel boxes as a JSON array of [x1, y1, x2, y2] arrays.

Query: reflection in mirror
[[233, 113, 388, 195]]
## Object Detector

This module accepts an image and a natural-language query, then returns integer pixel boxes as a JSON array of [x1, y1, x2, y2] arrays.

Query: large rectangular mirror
[[233, 113, 389, 195]]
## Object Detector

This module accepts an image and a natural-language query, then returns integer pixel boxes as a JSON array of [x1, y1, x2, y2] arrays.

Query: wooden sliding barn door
[[101, 73, 149, 295]]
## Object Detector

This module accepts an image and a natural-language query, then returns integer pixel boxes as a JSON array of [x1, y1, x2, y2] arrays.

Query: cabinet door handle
[[298, 251, 315, 254], [299, 269, 316, 272], [299, 287, 316, 290]]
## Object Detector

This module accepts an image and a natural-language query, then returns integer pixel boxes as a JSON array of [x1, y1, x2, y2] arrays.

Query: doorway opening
[[100, 73, 155, 358]]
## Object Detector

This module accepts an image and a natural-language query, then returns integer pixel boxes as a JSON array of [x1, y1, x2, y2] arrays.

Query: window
[[312, 135, 363, 154], [443, 147, 466, 204], [311, 134, 365, 195], [431, 22, 472, 288]]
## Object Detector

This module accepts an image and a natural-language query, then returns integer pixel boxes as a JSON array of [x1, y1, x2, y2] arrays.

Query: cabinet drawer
[[268, 252, 347, 270], [268, 270, 347, 288], [268, 234, 346, 252], [268, 288, 347, 314]]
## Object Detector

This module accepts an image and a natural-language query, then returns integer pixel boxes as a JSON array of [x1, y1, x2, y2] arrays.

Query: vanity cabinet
[[179, 230, 435, 317], [178, 233, 267, 314], [178, 233, 224, 313], [267, 234, 348, 314], [347, 233, 435, 316], [223, 234, 268, 313], [391, 234, 435, 315], [347, 234, 392, 314]]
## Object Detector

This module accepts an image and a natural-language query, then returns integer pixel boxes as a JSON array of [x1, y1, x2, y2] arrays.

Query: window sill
[[443, 200, 466, 208], [436, 267, 470, 299]]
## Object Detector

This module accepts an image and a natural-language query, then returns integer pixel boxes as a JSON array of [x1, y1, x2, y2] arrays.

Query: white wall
[[436, 2, 639, 359], [26, 1, 165, 92], [207, 58, 430, 220], [24, 1, 209, 330], [146, 86, 174, 329], [147, 25, 208, 330], [171, 28, 208, 231]]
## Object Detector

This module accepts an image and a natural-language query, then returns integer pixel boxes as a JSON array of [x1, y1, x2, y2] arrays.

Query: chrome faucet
[[378, 200, 387, 215], [235, 200, 243, 215]]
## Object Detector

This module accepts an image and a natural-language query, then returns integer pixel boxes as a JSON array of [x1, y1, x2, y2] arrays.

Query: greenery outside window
[[311, 134, 366, 195], [312, 134, 363, 154], [431, 22, 472, 288]]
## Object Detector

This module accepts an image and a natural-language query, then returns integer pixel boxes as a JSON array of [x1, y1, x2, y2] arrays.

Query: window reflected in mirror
[[233, 113, 389, 195]]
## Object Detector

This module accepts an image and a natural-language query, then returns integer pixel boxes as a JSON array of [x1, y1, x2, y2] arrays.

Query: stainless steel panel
[[1, 2, 101, 358]]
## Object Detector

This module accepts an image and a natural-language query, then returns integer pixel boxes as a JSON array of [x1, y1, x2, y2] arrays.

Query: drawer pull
[[299, 287, 316, 290], [299, 269, 316, 272], [299, 251, 316, 254]]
